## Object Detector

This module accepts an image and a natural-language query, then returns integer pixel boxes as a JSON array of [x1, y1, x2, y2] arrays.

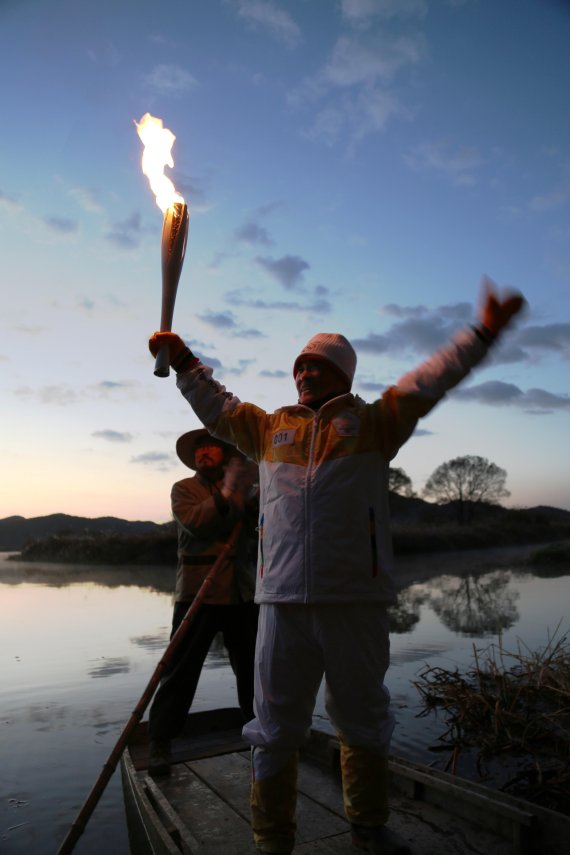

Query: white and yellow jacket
[[176, 328, 489, 606]]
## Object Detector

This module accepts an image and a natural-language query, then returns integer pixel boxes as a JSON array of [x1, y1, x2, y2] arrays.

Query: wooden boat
[[121, 707, 569, 855]]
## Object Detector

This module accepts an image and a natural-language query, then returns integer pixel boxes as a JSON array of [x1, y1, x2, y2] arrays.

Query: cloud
[[234, 220, 274, 246], [197, 310, 239, 330], [528, 185, 570, 213], [97, 381, 130, 391], [131, 451, 177, 471], [259, 369, 289, 378], [187, 345, 223, 370], [232, 201, 283, 246], [234, 0, 301, 48], [78, 298, 95, 313], [357, 379, 387, 393], [144, 64, 198, 96], [255, 254, 310, 289], [92, 430, 134, 443], [104, 211, 143, 249], [289, 31, 424, 146], [14, 385, 80, 406], [196, 310, 265, 340], [226, 287, 331, 314], [236, 328, 266, 339], [14, 324, 46, 334], [14, 380, 141, 406], [341, 0, 428, 24], [69, 185, 104, 214], [305, 87, 407, 147], [353, 303, 473, 356], [322, 33, 424, 88], [404, 140, 485, 186], [224, 357, 257, 375], [453, 381, 570, 413], [353, 302, 570, 370], [42, 216, 78, 234], [177, 176, 208, 210], [516, 323, 570, 358], [0, 189, 21, 211], [85, 39, 121, 67]]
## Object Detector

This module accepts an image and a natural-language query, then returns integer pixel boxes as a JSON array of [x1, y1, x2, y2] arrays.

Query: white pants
[[243, 603, 395, 779]]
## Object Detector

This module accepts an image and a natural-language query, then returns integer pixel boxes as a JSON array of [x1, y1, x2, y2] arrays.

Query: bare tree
[[423, 455, 509, 523], [388, 466, 415, 497]]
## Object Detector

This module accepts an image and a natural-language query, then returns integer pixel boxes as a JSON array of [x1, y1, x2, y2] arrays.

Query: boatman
[[148, 429, 259, 777], [148, 279, 525, 854]]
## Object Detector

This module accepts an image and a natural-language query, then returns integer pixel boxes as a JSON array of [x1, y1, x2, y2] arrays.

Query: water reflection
[[428, 570, 519, 636], [388, 588, 428, 634], [1, 546, 569, 855], [87, 657, 131, 679], [2, 555, 174, 593], [129, 632, 169, 652]]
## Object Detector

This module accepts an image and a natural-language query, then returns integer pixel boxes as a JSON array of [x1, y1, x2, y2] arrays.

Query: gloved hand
[[148, 332, 196, 372], [478, 277, 526, 339], [221, 456, 245, 501]]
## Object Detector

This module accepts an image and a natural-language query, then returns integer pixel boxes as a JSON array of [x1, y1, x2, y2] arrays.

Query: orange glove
[[148, 332, 197, 373], [476, 277, 526, 341]]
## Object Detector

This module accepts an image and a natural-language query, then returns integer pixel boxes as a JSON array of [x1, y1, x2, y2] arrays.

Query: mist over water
[[1, 547, 568, 854]]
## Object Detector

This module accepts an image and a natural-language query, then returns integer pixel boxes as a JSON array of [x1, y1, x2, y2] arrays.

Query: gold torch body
[[154, 201, 189, 377]]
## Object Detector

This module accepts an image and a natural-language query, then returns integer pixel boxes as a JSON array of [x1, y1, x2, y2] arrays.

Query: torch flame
[[135, 113, 185, 213]]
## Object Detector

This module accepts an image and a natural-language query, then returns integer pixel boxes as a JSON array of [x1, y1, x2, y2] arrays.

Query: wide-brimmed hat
[[176, 428, 236, 470]]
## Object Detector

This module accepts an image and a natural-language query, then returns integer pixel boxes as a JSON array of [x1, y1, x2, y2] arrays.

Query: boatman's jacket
[[175, 328, 490, 607], [172, 472, 257, 605]]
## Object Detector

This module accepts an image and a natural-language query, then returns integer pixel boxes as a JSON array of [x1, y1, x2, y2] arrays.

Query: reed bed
[[413, 629, 570, 814]]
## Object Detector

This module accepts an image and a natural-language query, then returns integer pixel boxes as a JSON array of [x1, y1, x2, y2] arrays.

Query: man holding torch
[[148, 279, 525, 855]]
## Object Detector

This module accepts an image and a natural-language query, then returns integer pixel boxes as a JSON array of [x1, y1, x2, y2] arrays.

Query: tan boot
[[340, 741, 412, 854], [251, 752, 298, 854], [340, 741, 390, 826]]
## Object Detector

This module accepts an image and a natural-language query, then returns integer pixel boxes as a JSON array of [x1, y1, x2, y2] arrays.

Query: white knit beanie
[[293, 333, 357, 388]]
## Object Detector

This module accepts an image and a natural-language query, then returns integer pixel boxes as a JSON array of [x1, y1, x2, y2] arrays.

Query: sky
[[1, 0, 569, 524]]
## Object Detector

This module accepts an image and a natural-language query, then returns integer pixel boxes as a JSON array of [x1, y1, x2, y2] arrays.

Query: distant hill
[[388, 495, 570, 525], [0, 513, 167, 551], [2, 501, 569, 558]]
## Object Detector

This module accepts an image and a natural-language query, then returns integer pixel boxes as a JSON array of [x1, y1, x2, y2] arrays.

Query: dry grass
[[414, 627, 570, 813]]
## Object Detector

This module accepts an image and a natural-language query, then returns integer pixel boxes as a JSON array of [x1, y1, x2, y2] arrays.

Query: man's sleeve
[[176, 361, 268, 462], [176, 362, 241, 424], [172, 479, 233, 536], [377, 327, 491, 460]]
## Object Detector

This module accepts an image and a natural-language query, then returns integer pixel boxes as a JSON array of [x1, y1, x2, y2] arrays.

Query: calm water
[[1, 546, 568, 855]]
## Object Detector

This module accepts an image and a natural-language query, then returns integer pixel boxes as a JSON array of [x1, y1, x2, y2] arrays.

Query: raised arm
[[378, 278, 526, 458]]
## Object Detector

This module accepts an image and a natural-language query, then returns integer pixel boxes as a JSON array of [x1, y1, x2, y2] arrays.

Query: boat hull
[[121, 708, 570, 854]]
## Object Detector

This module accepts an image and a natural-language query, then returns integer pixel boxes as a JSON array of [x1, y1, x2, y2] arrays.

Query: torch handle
[[154, 202, 189, 380], [154, 344, 171, 378]]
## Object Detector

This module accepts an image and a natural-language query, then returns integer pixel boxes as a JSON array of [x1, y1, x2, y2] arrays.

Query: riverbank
[[9, 515, 570, 567]]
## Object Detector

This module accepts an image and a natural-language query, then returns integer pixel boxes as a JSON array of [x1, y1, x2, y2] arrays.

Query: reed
[[414, 627, 570, 813]]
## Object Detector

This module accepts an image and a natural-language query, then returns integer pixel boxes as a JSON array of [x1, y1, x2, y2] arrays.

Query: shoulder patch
[[332, 412, 360, 437]]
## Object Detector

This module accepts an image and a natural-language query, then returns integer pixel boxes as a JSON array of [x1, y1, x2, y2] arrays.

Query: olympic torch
[[135, 113, 189, 377]]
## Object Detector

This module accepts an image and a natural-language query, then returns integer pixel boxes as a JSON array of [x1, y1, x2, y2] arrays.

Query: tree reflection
[[388, 588, 428, 634], [429, 571, 519, 636]]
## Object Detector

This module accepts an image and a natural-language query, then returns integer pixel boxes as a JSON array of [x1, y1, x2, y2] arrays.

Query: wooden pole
[[56, 521, 242, 855]]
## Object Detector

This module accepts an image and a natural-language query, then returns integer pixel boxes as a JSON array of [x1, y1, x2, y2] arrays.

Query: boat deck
[[122, 710, 569, 855]]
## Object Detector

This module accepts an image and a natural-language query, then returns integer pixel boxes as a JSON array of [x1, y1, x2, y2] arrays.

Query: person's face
[[194, 443, 225, 471], [295, 359, 348, 405]]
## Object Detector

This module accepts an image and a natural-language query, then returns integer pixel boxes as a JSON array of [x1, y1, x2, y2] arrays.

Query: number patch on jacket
[[272, 429, 296, 447]]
